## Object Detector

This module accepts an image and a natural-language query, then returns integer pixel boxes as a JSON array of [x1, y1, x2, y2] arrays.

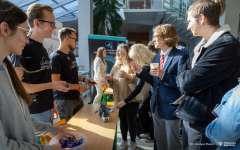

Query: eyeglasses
[[152, 35, 160, 39], [153, 35, 164, 40], [17, 26, 32, 39], [38, 20, 56, 27], [68, 37, 77, 42]]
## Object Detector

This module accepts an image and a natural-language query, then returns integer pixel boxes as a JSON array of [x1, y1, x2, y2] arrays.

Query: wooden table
[[66, 104, 119, 150]]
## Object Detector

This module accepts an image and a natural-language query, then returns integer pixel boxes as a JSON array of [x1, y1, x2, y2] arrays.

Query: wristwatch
[[83, 78, 85, 82]]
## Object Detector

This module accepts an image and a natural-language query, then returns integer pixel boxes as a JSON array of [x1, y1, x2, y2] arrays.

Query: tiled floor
[[82, 96, 155, 150]]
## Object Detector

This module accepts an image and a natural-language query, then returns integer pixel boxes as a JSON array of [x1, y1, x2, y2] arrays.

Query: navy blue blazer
[[137, 47, 189, 120]]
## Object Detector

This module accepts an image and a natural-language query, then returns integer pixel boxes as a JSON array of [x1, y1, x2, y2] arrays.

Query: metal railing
[[122, 0, 196, 19]]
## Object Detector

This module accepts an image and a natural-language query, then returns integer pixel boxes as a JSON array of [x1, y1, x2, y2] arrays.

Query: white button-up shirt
[[160, 47, 173, 68]]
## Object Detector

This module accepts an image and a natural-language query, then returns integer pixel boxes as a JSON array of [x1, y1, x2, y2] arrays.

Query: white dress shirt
[[160, 47, 173, 68]]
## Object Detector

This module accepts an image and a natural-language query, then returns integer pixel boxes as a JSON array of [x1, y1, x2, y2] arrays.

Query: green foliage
[[93, 0, 123, 36]]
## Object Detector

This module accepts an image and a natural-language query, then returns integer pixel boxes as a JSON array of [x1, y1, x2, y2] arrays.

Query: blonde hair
[[129, 44, 155, 67], [114, 43, 132, 69], [188, 0, 226, 26], [27, 3, 54, 28], [153, 24, 180, 47], [94, 47, 106, 64]]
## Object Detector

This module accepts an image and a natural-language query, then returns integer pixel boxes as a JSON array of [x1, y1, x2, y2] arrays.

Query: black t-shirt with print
[[49, 50, 80, 100], [10, 38, 54, 114]]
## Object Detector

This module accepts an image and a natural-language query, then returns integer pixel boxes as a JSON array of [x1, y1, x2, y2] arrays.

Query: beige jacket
[[109, 64, 139, 104]]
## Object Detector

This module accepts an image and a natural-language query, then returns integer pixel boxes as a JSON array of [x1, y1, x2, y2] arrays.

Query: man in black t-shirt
[[10, 4, 69, 142], [50, 27, 95, 122]]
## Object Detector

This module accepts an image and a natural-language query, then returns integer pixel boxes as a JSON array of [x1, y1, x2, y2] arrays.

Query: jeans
[[30, 109, 53, 142], [55, 97, 84, 122]]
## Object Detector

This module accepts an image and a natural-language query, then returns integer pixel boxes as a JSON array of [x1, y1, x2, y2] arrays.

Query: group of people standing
[[0, 1, 95, 150], [0, 0, 240, 150], [92, 0, 240, 150]]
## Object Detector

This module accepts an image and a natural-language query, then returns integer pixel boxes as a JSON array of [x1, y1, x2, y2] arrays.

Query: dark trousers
[[138, 96, 154, 137], [138, 96, 157, 150], [119, 102, 139, 142], [182, 120, 217, 150]]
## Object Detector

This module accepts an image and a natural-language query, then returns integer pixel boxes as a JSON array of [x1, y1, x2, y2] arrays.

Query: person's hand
[[52, 143, 63, 150], [116, 101, 126, 108], [79, 84, 89, 93], [53, 102, 59, 119], [52, 81, 69, 92], [106, 75, 113, 82], [84, 78, 96, 86], [130, 62, 142, 73], [102, 80, 106, 86], [56, 124, 71, 135], [150, 68, 164, 78], [195, 90, 201, 93], [119, 71, 131, 79], [52, 124, 75, 150]]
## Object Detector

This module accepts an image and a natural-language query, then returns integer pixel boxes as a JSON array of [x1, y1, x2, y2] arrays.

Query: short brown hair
[[58, 27, 76, 41], [188, 0, 226, 26], [27, 3, 53, 28], [153, 24, 180, 47]]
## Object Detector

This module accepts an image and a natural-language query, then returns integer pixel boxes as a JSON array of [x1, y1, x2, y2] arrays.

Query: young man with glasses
[[10, 4, 69, 142], [49, 27, 95, 122]]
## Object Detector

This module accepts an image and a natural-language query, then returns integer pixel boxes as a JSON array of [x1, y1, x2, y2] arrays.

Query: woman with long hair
[[116, 44, 155, 108], [106, 43, 139, 150], [117, 44, 157, 148], [93, 47, 107, 104], [0, 1, 69, 149]]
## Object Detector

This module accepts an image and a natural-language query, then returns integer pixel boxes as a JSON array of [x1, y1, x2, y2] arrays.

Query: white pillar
[[78, 0, 93, 71], [219, 0, 240, 38]]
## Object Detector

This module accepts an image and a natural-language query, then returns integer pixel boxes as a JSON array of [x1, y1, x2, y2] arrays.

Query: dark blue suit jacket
[[137, 47, 189, 120]]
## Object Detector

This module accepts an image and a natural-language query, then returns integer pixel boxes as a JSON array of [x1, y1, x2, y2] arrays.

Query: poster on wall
[[43, 20, 63, 55], [88, 35, 126, 103]]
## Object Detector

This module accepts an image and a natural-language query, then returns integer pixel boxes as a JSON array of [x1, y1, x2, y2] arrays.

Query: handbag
[[128, 82, 151, 100]]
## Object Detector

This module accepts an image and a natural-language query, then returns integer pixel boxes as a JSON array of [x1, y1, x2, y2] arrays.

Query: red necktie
[[160, 54, 164, 70]]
